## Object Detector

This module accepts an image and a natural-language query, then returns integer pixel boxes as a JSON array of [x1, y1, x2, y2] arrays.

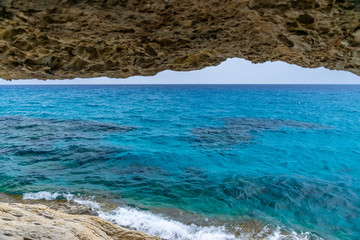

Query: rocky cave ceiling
[[0, 0, 359, 80]]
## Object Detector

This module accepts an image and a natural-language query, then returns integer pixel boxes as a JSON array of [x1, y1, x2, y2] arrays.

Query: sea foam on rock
[[0, 202, 160, 240], [0, 191, 323, 240]]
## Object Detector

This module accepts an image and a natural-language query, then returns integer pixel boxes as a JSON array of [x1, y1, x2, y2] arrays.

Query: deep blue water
[[0, 85, 359, 240]]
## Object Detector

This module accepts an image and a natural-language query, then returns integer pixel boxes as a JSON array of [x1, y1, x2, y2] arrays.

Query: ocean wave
[[23, 191, 65, 201], [22, 192, 321, 240], [100, 206, 238, 240]]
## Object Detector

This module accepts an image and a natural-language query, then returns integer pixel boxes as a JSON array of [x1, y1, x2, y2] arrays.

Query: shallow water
[[0, 85, 359, 240]]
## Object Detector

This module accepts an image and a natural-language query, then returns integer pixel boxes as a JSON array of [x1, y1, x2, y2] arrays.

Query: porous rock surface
[[0, 0, 359, 80], [0, 202, 160, 240]]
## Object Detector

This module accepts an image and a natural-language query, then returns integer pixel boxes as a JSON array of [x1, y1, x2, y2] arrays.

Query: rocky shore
[[0, 200, 160, 240]]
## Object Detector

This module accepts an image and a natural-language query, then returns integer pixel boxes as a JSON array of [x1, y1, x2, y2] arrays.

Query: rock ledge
[[0, 202, 160, 240]]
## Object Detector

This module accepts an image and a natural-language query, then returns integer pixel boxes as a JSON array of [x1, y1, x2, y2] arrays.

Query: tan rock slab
[[0, 202, 160, 240]]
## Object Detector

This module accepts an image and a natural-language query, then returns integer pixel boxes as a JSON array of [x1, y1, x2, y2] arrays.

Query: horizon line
[[1, 83, 360, 86]]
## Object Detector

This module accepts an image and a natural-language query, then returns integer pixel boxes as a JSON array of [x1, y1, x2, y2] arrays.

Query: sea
[[0, 84, 359, 240]]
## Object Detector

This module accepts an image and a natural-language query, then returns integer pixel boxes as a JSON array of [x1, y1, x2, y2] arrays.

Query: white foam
[[22, 192, 322, 240], [99, 206, 238, 240], [265, 226, 313, 240], [64, 193, 101, 210], [23, 191, 62, 200]]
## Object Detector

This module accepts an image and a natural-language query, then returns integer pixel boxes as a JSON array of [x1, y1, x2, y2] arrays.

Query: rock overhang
[[0, 0, 359, 80]]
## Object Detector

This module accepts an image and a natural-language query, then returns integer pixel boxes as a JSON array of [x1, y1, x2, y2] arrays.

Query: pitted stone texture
[[0, 0, 359, 80]]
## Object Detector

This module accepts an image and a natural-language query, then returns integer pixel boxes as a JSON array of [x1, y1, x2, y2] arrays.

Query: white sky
[[0, 58, 359, 85]]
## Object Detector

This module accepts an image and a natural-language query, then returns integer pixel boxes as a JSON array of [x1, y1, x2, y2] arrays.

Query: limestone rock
[[0, 193, 98, 216], [0, 202, 160, 240], [0, 0, 359, 80]]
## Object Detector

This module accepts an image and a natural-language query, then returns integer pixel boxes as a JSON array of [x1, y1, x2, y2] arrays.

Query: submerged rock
[[192, 117, 328, 148], [0, 202, 160, 240], [0, 0, 359, 80]]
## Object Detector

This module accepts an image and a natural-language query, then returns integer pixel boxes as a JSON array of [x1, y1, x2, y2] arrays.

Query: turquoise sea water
[[0, 85, 359, 240]]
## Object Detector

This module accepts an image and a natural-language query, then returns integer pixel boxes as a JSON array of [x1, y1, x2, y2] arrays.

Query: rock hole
[[145, 45, 157, 56], [11, 61, 20, 67], [290, 30, 308, 36], [298, 14, 315, 25], [277, 34, 294, 48]]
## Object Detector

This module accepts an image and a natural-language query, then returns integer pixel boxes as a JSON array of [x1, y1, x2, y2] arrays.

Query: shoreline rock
[[0, 193, 99, 216], [0, 202, 160, 240]]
